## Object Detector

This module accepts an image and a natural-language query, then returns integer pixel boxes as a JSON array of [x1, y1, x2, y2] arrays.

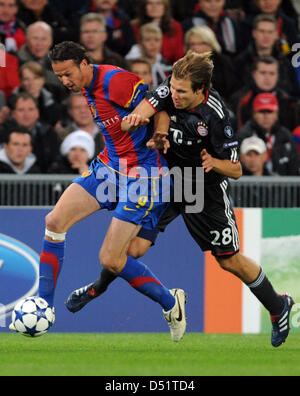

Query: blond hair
[[139, 22, 163, 41], [172, 50, 214, 92], [185, 26, 221, 54], [80, 12, 106, 31], [20, 61, 46, 79]]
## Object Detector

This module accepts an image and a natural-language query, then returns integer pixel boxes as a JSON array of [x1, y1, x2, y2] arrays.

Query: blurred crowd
[[0, 0, 299, 177]]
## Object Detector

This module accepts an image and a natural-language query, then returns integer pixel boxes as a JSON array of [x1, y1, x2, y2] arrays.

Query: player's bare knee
[[45, 211, 65, 234], [127, 244, 148, 259], [99, 251, 122, 274], [216, 255, 237, 272], [127, 238, 151, 259]]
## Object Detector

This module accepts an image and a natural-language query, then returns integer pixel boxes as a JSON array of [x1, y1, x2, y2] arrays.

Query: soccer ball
[[11, 297, 54, 337]]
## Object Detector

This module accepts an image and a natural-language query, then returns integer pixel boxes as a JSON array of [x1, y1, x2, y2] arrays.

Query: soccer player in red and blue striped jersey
[[34, 42, 186, 341]]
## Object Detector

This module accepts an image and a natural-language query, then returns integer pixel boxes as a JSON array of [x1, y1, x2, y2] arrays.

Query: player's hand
[[201, 149, 215, 173], [147, 131, 170, 154], [121, 114, 150, 132]]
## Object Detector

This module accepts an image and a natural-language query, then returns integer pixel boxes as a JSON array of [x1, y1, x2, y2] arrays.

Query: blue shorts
[[73, 158, 172, 232]]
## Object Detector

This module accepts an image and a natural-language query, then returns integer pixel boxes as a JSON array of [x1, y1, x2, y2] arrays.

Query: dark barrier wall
[[0, 209, 205, 333]]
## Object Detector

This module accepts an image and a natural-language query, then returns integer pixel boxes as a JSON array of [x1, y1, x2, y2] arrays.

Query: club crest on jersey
[[224, 125, 234, 138], [197, 122, 208, 137], [90, 104, 97, 119], [156, 85, 170, 99], [81, 170, 93, 178]]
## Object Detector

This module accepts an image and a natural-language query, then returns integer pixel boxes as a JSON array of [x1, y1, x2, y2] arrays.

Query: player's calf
[[127, 237, 152, 259]]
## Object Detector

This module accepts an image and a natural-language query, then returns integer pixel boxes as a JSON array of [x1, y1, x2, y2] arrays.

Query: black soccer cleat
[[270, 294, 295, 348], [65, 283, 99, 313]]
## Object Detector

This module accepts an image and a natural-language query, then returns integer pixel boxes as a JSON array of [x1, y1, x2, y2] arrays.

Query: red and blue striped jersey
[[82, 65, 167, 175]]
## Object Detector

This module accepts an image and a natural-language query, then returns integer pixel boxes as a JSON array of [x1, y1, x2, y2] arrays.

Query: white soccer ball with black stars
[[11, 297, 54, 337]]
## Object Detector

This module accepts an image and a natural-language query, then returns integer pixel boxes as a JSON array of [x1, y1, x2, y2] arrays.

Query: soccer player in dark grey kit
[[67, 51, 294, 348]]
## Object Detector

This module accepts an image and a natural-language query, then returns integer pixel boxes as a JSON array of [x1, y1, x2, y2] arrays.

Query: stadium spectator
[[80, 13, 128, 69], [8, 61, 63, 127], [238, 93, 300, 176], [56, 92, 104, 155], [240, 135, 271, 176], [131, 0, 184, 64], [0, 39, 20, 99], [17, 0, 72, 44], [182, 0, 244, 56], [0, 0, 26, 54], [17, 22, 65, 99], [0, 122, 41, 174], [128, 58, 153, 88], [9, 92, 60, 173], [234, 14, 300, 97], [126, 23, 172, 87], [230, 56, 298, 131], [17, 21, 52, 65], [242, 0, 300, 54], [91, 0, 136, 57], [48, 130, 95, 175], [184, 25, 239, 101]]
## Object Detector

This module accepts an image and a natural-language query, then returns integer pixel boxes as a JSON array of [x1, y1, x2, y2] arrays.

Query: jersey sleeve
[[209, 113, 240, 163], [145, 77, 173, 113], [104, 69, 148, 110]]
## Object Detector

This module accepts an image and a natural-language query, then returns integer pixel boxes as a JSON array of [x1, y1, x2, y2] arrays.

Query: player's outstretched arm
[[121, 99, 156, 133], [201, 149, 243, 179]]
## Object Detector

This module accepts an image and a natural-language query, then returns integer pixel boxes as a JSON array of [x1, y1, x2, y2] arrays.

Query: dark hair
[[49, 41, 92, 66], [252, 55, 279, 72], [11, 92, 38, 110], [136, 0, 174, 36], [128, 58, 152, 73], [4, 121, 32, 144], [253, 14, 278, 30]]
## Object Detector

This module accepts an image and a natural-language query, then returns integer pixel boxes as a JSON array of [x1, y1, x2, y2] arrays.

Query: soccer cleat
[[65, 283, 99, 313], [163, 289, 187, 342], [271, 294, 295, 348]]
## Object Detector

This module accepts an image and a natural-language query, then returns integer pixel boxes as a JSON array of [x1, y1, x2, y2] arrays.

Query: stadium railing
[[0, 175, 299, 207]]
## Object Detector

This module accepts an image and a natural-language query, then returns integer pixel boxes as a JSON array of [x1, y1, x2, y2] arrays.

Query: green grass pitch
[[1, 333, 300, 376]]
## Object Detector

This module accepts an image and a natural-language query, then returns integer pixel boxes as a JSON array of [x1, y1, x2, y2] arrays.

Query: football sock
[[118, 256, 175, 311], [39, 239, 65, 307], [89, 269, 117, 297], [247, 268, 284, 316]]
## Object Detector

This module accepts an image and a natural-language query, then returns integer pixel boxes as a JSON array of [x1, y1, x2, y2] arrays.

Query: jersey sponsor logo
[[170, 128, 183, 145], [156, 85, 170, 99], [224, 125, 234, 139]]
